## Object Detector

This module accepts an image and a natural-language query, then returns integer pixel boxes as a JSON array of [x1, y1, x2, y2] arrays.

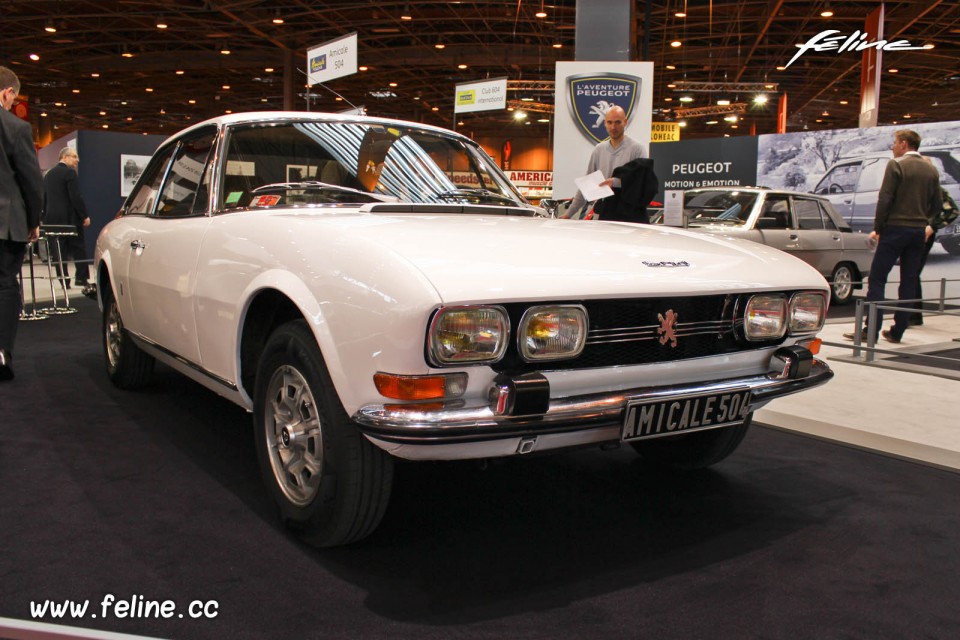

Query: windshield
[[683, 190, 759, 226], [218, 120, 527, 210]]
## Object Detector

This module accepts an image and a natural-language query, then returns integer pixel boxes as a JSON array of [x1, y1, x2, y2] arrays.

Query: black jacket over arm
[[595, 158, 659, 223]]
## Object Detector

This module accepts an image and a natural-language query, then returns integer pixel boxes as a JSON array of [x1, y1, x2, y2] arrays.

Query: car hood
[[268, 211, 827, 303]]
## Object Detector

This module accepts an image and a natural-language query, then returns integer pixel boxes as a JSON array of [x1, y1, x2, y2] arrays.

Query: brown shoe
[[881, 329, 901, 344]]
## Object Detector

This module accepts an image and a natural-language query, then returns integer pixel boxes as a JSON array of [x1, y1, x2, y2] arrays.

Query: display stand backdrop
[[39, 130, 167, 256], [552, 61, 654, 200]]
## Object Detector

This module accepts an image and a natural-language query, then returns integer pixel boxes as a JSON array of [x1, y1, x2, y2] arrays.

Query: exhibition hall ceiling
[[2, 0, 958, 140]]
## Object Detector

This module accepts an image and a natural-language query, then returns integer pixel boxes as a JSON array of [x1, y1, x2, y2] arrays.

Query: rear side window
[[155, 129, 217, 217], [126, 147, 174, 215]]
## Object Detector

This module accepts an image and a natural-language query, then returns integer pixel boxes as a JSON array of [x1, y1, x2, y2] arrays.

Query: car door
[[754, 194, 800, 253], [850, 157, 888, 233], [813, 160, 861, 224], [790, 196, 842, 277], [124, 127, 218, 365]]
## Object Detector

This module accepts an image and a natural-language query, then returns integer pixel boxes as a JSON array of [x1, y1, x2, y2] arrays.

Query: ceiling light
[[889, 68, 899, 73], [156, 17, 168, 29], [678, 120, 687, 127], [99, 110, 106, 116], [538, 118, 550, 123], [44, 21, 57, 33], [389, 82, 398, 87], [904, 113, 912, 119], [675, 12, 687, 18], [536, 11, 547, 18], [121, 45, 134, 58], [431, 106, 439, 111], [521, 96, 534, 102], [358, 66, 368, 71], [664, 97, 673, 102], [188, 99, 196, 104], [553, 43, 563, 48], [670, 40, 682, 48], [666, 65, 676, 70], [401, 4, 412, 20], [820, 8, 834, 18], [40, 112, 47, 117], [724, 115, 738, 122], [222, 84, 230, 90], [272, 11, 284, 24], [145, 87, 154, 92], [435, 42, 445, 49], [776, 65, 786, 71], [840, 100, 849, 105], [667, 83, 676, 88], [29, 53, 40, 61], [265, 67, 275, 72], [753, 95, 768, 105], [72, 88, 80, 94], [717, 99, 730, 105], [679, 96, 693, 103], [458, 64, 468, 69], [514, 110, 527, 120], [821, 110, 829, 116], [220, 44, 231, 55], [91, 72, 100, 78], [102, 124, 109, 129]]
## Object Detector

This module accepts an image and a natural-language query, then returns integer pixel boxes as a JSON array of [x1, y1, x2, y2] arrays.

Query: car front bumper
[[354, 346, 833, 460]]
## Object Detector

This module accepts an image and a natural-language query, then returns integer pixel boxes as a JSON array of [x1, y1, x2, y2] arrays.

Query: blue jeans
[[865, 225, 926, 340]]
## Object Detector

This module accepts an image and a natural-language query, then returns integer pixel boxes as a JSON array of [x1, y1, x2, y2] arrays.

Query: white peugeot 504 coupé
[[96, 112, 833, 546]]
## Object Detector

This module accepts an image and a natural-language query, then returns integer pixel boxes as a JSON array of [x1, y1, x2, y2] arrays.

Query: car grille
[[494, 294, 784, 373]]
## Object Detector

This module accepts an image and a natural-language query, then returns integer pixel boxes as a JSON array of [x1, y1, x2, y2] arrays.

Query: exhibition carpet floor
[[2, 299, 959, 640]]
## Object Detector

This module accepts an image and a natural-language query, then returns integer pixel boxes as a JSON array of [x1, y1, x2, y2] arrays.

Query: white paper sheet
[[574, 170, 614, 202]]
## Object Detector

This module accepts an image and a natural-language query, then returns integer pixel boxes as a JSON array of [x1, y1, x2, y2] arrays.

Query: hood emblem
[[643, 260, 690, 268], [658, 310, 679, 348]]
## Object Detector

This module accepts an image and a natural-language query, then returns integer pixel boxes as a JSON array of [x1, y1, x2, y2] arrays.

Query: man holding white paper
[[564, 105, 646, 219]]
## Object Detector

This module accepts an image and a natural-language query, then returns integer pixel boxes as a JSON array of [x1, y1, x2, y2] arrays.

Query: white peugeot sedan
[[95, 112, 833, 546]]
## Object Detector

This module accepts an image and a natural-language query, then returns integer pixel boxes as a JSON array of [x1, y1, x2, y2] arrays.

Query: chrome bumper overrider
[[353, 352, 833, 454]]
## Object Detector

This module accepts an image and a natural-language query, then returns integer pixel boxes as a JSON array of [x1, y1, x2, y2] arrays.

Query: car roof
[[159, 110, 473, 148], [684, 187, 826, 200]]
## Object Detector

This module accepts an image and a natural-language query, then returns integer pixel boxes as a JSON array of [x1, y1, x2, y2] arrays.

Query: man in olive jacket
[[0, 66, 43, 381], [854, 129, 942, 344]]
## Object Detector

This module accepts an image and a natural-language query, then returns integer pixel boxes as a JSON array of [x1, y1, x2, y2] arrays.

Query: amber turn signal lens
[[798, 338, 822, 355], [373, 372, 467, 400]]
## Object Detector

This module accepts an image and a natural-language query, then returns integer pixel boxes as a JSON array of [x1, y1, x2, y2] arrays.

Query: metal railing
[[824, 277, 960, 367]]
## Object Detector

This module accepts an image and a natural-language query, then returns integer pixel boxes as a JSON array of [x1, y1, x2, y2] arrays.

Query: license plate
[[621, 389, 752, 442]]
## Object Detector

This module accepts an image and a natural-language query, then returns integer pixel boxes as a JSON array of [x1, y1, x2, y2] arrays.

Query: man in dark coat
[[43, 146, 91, 289], [0, 66, 43, 381]]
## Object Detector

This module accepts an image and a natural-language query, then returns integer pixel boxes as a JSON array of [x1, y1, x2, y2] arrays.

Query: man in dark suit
[[845, 130, 942, 344], [0, 66, 43, 381], [43, 146, 91, 290]]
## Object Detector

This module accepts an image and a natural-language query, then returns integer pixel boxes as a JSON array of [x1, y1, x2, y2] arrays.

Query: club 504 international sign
[[455, 77, 507, 114]]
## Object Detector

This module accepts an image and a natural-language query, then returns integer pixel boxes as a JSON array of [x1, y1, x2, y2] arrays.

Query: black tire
[[102, 287, 155, 389], [942, 242, 960, 257], [630, 413, 752, 470], [830, 263, 856, 305], [253, 320, 393, 547]]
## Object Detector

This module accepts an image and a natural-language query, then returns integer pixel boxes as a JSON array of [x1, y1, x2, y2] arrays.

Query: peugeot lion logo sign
[[567, 72, 641, 143]]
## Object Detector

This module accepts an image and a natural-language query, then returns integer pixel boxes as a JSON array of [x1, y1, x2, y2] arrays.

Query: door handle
[[789, 234, 799, 241], [130, 240, 145, 250]]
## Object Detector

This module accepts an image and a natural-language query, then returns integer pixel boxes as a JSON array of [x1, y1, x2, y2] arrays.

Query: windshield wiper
[[252, 181, 369, 197], [436, 188, 519, 206]]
